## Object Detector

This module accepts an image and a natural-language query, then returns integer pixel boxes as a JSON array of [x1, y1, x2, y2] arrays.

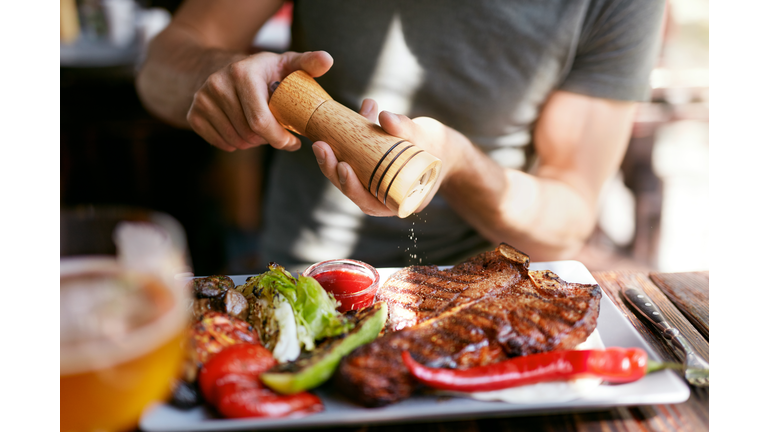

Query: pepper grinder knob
[[268, 70, 442, 218]]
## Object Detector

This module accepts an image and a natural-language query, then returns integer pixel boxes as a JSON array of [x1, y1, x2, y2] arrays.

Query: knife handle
[[621, 285, 709, 374], [621, 287, 678, 338]]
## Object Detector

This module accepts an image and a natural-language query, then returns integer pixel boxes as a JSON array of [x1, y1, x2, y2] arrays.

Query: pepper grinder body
[[268, 70, 442, 218]]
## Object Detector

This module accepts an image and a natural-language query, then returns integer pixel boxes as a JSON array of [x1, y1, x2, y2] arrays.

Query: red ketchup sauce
[[313, 270, 375, 312], [304, 259, 380, 312]]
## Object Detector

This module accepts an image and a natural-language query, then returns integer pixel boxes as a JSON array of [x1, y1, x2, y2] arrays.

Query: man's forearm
[[136, 25, 247, 128], [439, 130, 596, 261]]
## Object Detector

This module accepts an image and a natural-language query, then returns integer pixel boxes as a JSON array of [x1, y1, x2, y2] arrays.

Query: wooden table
[[331, 270, 710, 432]]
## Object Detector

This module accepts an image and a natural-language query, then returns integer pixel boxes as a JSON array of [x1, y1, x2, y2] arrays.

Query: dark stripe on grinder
[[383, 150, 424, 205], [368, 140, 406, 194], [375, 144, 414, 199]]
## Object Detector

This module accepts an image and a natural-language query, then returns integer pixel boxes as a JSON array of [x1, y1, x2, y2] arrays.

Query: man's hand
[[187, 51, 333, 152], [135, 0, 332, 152], [311, 91, 636, 262], [311, 99, 463, 216]]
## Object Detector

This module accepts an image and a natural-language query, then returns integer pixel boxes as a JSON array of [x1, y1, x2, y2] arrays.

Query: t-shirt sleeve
[[559, 0, 666, 102]]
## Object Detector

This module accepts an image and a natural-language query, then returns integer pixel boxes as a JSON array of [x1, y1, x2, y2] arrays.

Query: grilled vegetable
[[198, 344, 323, 419], [211, 289, 249, 321], [192, 275, 235, 298], [171, 311, 260, 408], [189, 312, 260, 367], [189, 275, 248, 321], [182, 311, 260, 383], [401, 347, 654, 392], [237, 263, 352, 363], [261, 302, 388, 395]]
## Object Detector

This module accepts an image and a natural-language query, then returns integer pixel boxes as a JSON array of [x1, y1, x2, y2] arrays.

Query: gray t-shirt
[[261, 0, 665, 270]]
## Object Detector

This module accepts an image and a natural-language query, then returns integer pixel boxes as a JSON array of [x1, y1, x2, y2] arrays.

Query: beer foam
[[60, 257, 187, 375], [114, 222, 186, 277]]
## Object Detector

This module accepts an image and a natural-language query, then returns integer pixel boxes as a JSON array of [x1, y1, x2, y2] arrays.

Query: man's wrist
[[137, 25, 250, 128], [439, 125, 480, 187]]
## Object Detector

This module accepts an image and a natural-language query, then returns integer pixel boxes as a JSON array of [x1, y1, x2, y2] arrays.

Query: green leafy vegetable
[[241, 263, 352, 353]]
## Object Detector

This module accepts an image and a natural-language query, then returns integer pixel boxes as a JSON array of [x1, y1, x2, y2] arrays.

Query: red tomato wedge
[[198, 344, 323, 418]]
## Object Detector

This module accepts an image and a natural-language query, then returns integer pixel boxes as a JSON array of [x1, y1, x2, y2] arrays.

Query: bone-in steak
[[374, 243, 530, 332], [334, 243, 601, 407]]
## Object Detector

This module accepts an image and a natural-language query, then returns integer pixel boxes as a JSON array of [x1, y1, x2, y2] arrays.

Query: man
[[136, 0, 665, 269]]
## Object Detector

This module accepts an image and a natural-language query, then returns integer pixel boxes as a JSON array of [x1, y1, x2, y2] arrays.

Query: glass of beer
[[60, 206, 192, 432]]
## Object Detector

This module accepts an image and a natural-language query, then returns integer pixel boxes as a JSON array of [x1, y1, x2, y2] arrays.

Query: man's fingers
[[359, 98, 378, 123], [187, 88, 250, 151], [234, 77, 300, 151], [336, 162, 395, 217], [281, 50, 334, 78], [379, 111, 446, 154], [214, 84, 269, 149], [259, 51, 333, 150], [313, 141, 393, 216], [281, 135, 302, 151], [226, 51, 332, 152], [187, 113, 237, 152], [379, 110, 414, 139], [312, 142, 340, 188], [200, 100, 254, 150], [187, 51, 329, 153]]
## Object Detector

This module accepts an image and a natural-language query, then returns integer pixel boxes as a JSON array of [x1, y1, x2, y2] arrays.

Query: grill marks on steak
[[334, 244, 600, 407], [377, 267, 477, 331], [495, 272, 600, 356], [522, 270, 602, 351], [376, 244, 530, 332]]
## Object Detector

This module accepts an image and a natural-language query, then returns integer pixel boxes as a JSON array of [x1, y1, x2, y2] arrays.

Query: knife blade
[[620, 282, 709, 387]]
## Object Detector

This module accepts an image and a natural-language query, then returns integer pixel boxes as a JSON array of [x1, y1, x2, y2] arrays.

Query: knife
[[620, 283, 709, 387]]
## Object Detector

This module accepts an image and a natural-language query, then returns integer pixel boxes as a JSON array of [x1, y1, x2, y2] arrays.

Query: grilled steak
[[376, 243, 531, 331], [334, 243, 601, 407]]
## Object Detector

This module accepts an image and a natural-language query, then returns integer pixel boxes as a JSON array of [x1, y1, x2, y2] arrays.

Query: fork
[[620, 283, 709, 387]]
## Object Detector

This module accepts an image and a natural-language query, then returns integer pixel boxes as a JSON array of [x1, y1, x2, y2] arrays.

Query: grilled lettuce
[[237, 263, 352, 362]]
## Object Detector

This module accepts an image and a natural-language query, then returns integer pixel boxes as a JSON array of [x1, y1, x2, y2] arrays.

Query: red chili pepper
[[199, 344, 323, 418], [401, 347, 650, 392]]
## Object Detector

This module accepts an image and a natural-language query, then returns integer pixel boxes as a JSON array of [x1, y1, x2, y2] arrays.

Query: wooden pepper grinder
[[268, 70, 442, 218]]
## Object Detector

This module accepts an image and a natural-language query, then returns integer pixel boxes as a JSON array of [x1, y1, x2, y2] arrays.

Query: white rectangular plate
[[140, 260, 690, 431]]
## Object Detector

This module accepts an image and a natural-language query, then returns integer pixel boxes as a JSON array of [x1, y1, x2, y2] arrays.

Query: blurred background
[[60, 0, 709, 276]]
